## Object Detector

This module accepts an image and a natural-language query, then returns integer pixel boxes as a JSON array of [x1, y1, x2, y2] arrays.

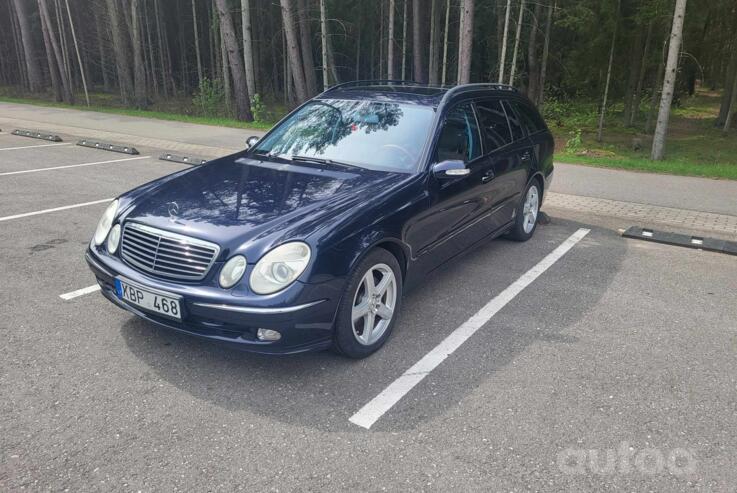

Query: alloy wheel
[[522, 185, 540, 234], [351, 263, 397, 346]]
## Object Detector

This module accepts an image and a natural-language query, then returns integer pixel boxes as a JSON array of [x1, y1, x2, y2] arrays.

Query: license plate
[[114, 278, 182, 320]]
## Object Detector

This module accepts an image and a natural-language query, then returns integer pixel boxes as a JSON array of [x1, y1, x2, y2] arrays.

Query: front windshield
[[252, 99, 434, 173]]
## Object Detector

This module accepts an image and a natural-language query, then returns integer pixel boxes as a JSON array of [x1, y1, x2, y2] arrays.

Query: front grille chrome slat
[[121, 222, 220, 281], [154, 243, 214, 260]]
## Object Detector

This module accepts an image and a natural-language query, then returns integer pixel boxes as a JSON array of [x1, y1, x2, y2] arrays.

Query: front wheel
[[508, 181, 541, 241], [332, 248, 402, 358]]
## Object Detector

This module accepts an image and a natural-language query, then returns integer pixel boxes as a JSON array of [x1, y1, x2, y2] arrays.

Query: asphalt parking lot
[[1, 131, 736, 491]]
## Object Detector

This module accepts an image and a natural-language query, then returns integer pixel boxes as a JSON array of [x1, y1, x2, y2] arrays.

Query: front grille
[[121, 222, 220, 281]]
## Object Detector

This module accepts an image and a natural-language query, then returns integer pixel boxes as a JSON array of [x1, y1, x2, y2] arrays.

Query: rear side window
[[475, 100, 512, 151], [503, 101, 525, 141], [435, 103, 481, 163], [512, 101, 547, 134]]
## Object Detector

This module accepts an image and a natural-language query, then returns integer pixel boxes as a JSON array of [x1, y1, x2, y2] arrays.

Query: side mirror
[[246, 135, 260, 149], [432, 160, 470, 178]]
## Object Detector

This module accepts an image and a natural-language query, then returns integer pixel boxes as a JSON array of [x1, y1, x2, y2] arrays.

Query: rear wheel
[[332, 248, 402, 358], [508, 180, 541, 241]]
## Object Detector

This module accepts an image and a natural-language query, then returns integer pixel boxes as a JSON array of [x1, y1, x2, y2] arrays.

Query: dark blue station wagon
[[86, 81, 554, 357]]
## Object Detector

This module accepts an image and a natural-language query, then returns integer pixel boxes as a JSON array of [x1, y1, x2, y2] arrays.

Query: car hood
[[120, 156, 402, 256]]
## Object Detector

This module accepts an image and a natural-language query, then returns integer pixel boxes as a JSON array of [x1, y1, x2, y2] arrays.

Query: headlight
[[93, 199, 119, 245], [250, 242, 311, 295], [219, 255, 247, 289], [107, 224, 121, 254]]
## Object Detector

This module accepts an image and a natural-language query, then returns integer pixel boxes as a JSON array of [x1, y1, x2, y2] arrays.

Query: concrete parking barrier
[[159, 153, 208, 165], [12, 129, 63, 142], [622, 226, 737, 256], [77, 139, 139, 155]]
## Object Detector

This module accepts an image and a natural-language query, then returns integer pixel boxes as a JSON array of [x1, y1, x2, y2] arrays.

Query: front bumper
[[86, 248, 341, 354]]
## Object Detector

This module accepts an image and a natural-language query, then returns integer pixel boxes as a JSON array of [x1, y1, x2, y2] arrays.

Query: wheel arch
[[527, 170, 546, 198]]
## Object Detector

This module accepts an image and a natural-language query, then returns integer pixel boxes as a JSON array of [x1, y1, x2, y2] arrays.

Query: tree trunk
[[379, 0, 385, 79], [208, 2, 216, 80], [193, 0, 204, 88], [280, 0, 308, 103], [622, 24, 644, 126], [11, 0, 43, 92], [646, 38, 667, 134], [596, 0, 620, 143], [163, 4, 176, 94], [651, 0, 688, 161], [220, 21, 231, 110], [441, 0, 450, 85], [723, 71, 737, 134], [297, 0, 317, 95], [526, 1, 542, 99], [154, 0, 168, 97], [717, 31, 737, 127], [498, 0, 511, 83], [629, 19, 653, 126], [428, 0, 440, 84], [327, 30, 339, 83], [214, 0, 252, 120], [104, 0, 134, 104], [38, 0, 74, 103], [401, 0, 408, 80], [355, 16, 361, 80], [39, 0, 62, 101], [140, 6, 159, 98], [457, 0, 475, 84], [241, 0, 256, 97], [64, 0, 89, 105], [412, 0, 426, 83], [320, 0, 329, 88], [388, 0, 396, 79], [537, 0, 554, 107], [92, 8, 110, 92], [9, 6, 29, 91], [55, 0, 72, 93], [508, 0, 525, 85], [130, 0, 147, 108]]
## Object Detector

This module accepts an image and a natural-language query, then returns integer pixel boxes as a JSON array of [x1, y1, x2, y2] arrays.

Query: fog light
[[257, 329, 281, 341]]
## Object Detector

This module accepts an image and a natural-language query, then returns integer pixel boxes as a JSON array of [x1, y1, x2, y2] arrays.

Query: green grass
[[547, 90, 737, 180], [556, 153, 737, 180]]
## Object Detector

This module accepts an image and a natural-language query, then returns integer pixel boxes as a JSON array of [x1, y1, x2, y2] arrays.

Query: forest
[[2, 0, 737, 176]]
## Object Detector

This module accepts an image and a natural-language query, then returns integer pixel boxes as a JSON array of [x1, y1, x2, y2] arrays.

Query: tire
[[332, 248, 403, 358], [507, 180, 542, 242]]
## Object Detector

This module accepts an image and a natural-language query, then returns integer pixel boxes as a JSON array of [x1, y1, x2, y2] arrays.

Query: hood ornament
[[167, 201, 180, 221]]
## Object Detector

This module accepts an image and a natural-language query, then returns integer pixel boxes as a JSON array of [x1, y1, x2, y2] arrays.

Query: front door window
[[435, 104, 482, 163]]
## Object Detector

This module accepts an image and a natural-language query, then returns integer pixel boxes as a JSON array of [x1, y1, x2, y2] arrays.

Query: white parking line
[[60, 284, 100, 300], [0, 198, 112, 222], [0, 142, 71, 151], [349, 228, 591, 430], [0, 155, 151, 176]]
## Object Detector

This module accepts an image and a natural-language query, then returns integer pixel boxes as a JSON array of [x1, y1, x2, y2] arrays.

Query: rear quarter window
[[503, 101, 525, 141], [475, 100, 513, 152], [512, 101, 547, 135]]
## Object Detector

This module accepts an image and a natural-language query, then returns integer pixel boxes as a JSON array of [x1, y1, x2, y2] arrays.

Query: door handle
[[521, 151, 532, 163], [481, 170, 495, 183]]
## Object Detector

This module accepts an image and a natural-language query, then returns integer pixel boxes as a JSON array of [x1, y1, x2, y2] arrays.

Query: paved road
[[0, 102, 266, 157], [551, 163, 737, 216], [1, 132, 736, 491]]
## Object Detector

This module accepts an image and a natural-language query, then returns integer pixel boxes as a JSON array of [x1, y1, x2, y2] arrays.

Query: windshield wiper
[[290, 155, 359, 170]]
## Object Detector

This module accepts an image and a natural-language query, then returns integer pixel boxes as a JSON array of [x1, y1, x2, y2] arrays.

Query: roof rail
[[321, 79, 426, 96], [438, 83, 518, 107]]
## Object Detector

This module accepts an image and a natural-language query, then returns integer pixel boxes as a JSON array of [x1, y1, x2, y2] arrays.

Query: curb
[[12, 129, 63, 142], [77, 139, 139, 154]]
